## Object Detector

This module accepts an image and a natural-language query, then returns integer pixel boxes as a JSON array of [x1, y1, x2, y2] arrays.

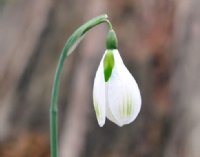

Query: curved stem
[[106, 19, 113, 30], [50, 14, 113, 157]]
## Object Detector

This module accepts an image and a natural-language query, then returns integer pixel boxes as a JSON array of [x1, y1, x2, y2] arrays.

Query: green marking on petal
[[103, 50, 115, 82], [94, 98, 101, 120], [127, 94, 132, 116], [124, 98, 127, 117], [120, 93, 134, 118], [120, 94, 127, 118]]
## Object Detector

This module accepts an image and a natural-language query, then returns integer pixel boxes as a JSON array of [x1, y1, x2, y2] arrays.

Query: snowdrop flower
[[93, 30, 141, 127]]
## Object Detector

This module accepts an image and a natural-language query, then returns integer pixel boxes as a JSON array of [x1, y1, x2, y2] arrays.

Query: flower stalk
[[50, 14, 113, 157]]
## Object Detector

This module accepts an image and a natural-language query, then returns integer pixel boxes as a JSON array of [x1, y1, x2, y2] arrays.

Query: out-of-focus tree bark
[[164, 0, 200, 157], [0, 0, 87, 156], [59, 0, 107, 157], [0, 0, 176, 157], [81, 1, 174, 157], [0, 0, 54, 140]]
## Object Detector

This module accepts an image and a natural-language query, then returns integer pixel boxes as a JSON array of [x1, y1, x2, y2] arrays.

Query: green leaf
[[103, 50, 115, 82]]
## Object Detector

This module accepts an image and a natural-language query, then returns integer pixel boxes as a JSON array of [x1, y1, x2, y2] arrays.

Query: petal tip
[[98, 122, 105, 127]]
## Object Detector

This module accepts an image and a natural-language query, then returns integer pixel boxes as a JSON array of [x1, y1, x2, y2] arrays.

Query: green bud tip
[[106, 29, 118, 49]]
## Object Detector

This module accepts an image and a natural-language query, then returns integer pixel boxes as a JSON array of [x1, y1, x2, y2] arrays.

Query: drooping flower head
[[93, 29, 141, 127]]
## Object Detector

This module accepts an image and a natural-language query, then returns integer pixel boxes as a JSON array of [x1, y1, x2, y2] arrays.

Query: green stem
[[50, 14, 113, 157], [106, 19, 113, 30]]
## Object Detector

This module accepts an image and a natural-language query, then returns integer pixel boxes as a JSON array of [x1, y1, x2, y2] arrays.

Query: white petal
[[105, 83, 121, 126], [106, 50, 141, 126], [93, 53, 106, 127]]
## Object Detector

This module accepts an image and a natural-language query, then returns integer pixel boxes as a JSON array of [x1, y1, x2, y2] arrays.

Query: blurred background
[[0, 0, 200, 157]]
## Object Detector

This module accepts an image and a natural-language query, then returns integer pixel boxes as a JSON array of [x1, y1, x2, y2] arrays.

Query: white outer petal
[[93, 53, 106, 127], [105, 82, 120, 125], [106, 50, 141, 126]]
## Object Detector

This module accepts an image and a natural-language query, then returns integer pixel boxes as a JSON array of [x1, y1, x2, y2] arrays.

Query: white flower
[[93, 49, 141, 127]]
